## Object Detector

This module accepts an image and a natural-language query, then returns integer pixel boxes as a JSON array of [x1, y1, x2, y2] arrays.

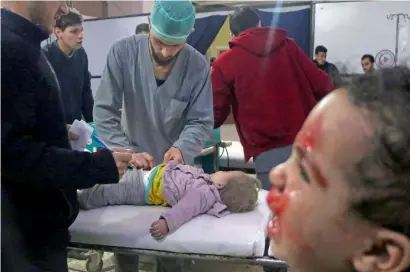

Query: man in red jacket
[[212, 7, 335, 189]]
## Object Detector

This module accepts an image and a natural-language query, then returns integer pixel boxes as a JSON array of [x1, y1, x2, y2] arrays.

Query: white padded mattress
[[70, 190, 271, 257]]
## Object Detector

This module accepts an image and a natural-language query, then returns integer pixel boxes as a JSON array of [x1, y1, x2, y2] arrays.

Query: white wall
[[142, 1, 155, 13], [314, 1, 410, 73]]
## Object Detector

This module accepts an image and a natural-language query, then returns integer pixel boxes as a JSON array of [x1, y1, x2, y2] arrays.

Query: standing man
[[2, 2, 134, 271], [94, 0, 213, 167], [212, 7, 334, 190], [361, 54, 375, 73], [42, 8, 94, 124], [314, 45, 343, 87], [135, 23, 149, 35]]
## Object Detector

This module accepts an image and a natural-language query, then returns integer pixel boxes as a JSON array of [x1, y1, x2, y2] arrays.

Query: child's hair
[[346, 66, 410, 238], [55, 8, 83, 31], [219, 173, 261, 213]]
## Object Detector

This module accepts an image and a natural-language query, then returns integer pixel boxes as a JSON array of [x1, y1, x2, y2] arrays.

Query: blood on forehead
[[295, 114, 324, 150], [295, 114, 329, 188]]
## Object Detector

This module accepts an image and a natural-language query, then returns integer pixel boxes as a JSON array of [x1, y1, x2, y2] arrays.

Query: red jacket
[[212, 27, 334, 162]]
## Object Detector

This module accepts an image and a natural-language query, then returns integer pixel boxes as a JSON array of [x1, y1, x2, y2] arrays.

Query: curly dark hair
[[346, 66, 410, 238]]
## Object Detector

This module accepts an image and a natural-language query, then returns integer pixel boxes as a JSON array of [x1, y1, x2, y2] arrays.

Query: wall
[[206, 18, 230, 58], [142, 1, 155, 14], [106, 1, 143, 17], [206, 5, 311, 59], [73, 1, 145, 18], [73, 1, 106, 18], [314, 1, 410, 73]]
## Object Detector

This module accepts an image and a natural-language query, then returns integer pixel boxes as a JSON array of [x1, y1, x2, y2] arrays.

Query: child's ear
[[216, 183, 225, 189], [352, 229, 410, 272]]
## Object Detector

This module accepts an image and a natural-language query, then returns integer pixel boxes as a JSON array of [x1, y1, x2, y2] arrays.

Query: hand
[[150, 219, 169, 240], [66, 125, 79, 141], [130, 152, 155, 170], [163, 147, 184, 164], [112, 152, 133, 177], [112, 147, 134, 153]]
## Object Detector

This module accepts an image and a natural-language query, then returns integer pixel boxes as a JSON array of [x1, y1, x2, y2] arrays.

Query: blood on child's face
[[267, 90, 373, 272]]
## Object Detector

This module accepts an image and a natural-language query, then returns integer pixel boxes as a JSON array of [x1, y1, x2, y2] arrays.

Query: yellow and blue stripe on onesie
[[143, 164, 168, 206]]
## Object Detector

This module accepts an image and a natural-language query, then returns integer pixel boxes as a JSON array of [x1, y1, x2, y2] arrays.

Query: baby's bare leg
[[77, 169, 146, 209]]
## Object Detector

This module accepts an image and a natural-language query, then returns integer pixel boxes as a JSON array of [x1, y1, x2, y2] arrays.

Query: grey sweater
[[93, 35, 214, 164]]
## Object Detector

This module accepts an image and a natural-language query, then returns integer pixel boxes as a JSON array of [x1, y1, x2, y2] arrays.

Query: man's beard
[[149, 39, 176, 67]]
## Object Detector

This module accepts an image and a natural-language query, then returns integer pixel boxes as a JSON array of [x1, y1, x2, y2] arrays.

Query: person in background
[[212, 7, 334, 191], [361, 54, 375, 74], [314, 45, 343, 87], [267, 66, 410, 272], [42, 8, 93, 124], [210, 56, 216, 66], [1, 2, 135, 271], [135, 22, 149, 35]]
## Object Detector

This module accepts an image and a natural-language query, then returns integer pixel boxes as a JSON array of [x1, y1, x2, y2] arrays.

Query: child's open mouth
[[267, 188, 289, 240]]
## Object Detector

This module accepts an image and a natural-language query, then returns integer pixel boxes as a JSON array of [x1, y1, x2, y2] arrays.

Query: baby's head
[[267, 66, 410, 272], [210, 171, 261, 213]]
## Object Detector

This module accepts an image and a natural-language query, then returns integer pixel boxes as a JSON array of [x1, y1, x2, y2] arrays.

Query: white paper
[[69, 120, 94, 151]]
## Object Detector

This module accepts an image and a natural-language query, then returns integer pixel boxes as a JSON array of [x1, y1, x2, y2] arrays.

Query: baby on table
[[77, 160, 261, 239]]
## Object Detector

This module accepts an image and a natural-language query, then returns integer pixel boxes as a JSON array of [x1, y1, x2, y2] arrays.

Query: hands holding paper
[[66, 120, 157, 174], [67, 120, 93, 151], [67, 124, 79, 141]]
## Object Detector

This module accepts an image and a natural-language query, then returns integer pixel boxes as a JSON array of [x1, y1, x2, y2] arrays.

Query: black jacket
[[42, 41, 94, 124], [1, 8, 119, 251], [313, 60, 343, 87]]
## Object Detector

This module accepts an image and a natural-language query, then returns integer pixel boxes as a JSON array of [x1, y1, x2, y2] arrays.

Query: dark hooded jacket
[[1, 8, 118, 253], [212, 27, 334, 161]]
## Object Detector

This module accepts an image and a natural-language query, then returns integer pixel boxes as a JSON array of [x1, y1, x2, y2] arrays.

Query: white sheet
[[70, 190, 271, 257], [220, 141, 255, 170]]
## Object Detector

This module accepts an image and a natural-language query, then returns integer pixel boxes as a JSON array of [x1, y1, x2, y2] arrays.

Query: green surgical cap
[[150, 0, 196, 43]]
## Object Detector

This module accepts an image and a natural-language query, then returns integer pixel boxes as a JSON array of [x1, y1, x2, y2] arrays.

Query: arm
[[1, 53, 119, 190], [93, 43, 131, 149], [172, 67, 214, 165], [161, 186, 216, 233], [82, 53, 94, 122], [294, 42, 335, 100], [211, 63, 233, 129]]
